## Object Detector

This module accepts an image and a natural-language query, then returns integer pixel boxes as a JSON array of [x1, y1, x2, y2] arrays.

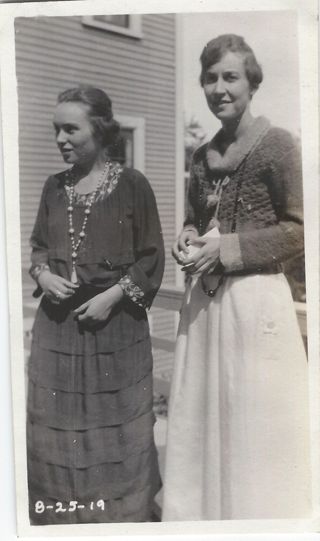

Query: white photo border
[[0, 0, 318, 539]]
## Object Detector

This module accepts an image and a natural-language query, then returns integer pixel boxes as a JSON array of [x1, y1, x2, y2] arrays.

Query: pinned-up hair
[[57, 86, 120, 146], [200, 34, 263, 90]]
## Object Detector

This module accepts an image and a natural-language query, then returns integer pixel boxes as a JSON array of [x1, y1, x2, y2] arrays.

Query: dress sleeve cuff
[[219, 233, 244, 272], [29, 263, 50, 282], [118, 274, 149, 309], [182, 223, 198, 233], [29, 263, 50, 298]]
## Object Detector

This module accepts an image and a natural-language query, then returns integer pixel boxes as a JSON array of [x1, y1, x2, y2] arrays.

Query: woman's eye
[[205, 76, 217, 84], [225, 73, 238, 82]]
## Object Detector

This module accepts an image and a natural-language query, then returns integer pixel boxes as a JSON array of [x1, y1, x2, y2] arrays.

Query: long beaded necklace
[[66, 160, 111, 284], [198, 175, 231, 297]]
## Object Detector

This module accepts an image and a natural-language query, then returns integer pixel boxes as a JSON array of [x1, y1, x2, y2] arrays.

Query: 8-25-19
[[35, 500, 105, 514]]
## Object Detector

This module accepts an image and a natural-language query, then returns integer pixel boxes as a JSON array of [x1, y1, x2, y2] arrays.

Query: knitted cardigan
[[184, 117, 304, 274]]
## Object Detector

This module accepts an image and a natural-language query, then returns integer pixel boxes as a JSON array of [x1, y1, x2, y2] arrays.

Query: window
[[110, 127, 134, 168], [82, 14, 142, 39], [110, 116, 145, 172]]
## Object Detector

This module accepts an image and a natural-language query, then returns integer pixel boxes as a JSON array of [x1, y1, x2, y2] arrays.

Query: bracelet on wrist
[[29, 263, 50, 282], [183, 225, 197, 232]]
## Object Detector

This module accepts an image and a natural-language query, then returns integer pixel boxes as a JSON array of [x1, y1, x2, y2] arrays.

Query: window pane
[[93, 15, 129, 29], [109, 128, 134, 168]]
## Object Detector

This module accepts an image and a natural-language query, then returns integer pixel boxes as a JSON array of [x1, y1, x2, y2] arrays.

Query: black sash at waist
[[209, 261, 283, 277]]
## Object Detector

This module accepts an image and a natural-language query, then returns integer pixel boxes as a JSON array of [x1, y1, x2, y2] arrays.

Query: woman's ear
[[250, 87, 258, 99]]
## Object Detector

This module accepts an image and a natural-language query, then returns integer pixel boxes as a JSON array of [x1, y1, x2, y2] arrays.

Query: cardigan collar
[[206, 116, 271, 173]]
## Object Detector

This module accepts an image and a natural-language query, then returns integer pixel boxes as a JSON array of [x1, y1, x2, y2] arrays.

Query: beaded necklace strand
[[66, 160, 111, 284]]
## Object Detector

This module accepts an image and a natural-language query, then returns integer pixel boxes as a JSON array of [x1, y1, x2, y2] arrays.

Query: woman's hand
[[74, 284, 124, 325], [181, 236, 220, 275], [172, 228, 199, 264], [38, 270, 79, 304]]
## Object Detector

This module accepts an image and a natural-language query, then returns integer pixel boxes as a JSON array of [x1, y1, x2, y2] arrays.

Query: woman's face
[[203, 51, 253, 123], [53, 102, 101, 165]]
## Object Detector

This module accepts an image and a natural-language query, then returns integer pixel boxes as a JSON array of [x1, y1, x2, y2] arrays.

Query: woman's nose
[[56, 130, 67, 144], [214, 77, 226, 95]]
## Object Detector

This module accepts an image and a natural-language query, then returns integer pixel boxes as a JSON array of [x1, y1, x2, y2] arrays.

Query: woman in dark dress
[[27, 86, 164, 524]]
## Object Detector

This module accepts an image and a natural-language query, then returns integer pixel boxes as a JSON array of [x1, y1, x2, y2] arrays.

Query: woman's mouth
[[214, 100, 231, 106]]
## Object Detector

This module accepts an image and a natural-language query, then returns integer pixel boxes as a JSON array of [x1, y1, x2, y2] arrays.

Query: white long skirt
[[162, 273, 311, 521]]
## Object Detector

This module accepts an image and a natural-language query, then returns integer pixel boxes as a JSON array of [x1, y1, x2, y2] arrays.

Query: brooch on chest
[[206, 175, 230, 211], [201, 175, 230, 231]]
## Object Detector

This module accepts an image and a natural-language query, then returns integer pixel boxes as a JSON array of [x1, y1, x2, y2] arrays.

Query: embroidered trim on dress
[[118, 274, 148, 309], [64, 161, 123, 205]]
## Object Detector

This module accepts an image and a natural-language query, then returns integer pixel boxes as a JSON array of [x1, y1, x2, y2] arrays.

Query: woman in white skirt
[[162, 34, 311, 521]]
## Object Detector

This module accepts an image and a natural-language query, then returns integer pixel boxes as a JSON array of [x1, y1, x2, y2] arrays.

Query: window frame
[[116, 115, 145, 173], [82, 14, 142, 39]]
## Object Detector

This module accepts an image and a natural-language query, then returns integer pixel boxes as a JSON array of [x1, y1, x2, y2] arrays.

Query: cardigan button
[[104, 258, 113, 270]]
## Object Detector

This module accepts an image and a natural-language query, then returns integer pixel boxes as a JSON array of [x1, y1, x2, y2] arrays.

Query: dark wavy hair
[[200, 34, 263, 90], [57, 86, 120, 146]]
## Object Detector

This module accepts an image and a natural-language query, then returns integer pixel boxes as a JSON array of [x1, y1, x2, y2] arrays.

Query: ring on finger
[[55, 290, 62, 298]]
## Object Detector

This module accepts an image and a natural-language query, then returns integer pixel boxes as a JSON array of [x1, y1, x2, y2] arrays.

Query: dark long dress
[[27, 163, 165, 524]]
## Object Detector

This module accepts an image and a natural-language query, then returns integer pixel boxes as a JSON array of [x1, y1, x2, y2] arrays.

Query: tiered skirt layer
[[27, 295, 161, 524]]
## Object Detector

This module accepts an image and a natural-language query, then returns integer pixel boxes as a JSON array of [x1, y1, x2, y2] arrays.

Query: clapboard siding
[[18, 75, 175, 95], [15, 14, 177, 282], [17, 34, 176, 62], [16, 13, 177, 354], [149, 306, 176, 371]]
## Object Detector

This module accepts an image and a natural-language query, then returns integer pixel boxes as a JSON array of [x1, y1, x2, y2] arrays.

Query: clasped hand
[[38, 270, 79, 304], [172, 229, 220, 275], [73, 285, 123, 325], [38, 271, 124, 324]]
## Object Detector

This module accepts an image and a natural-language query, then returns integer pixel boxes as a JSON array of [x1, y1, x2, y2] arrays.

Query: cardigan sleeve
[[220, 138, 304, 272], [118, 173, 165, 309]]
